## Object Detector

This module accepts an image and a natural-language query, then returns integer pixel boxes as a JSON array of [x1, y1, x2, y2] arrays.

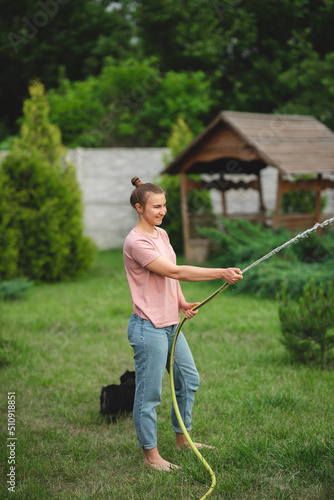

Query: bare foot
[[143, 447, 179, 471], [144, 457, 179, 471], [175, 432, 214, 450]]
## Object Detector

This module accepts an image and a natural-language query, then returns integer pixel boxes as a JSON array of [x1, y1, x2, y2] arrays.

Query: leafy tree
[[0, 0, 134, 138], [0, 81, 96, 281], [48, 72, 105, 147], [277, 40, 334, 130], [48, 57, 162, 147], [136, 70, 221, 146], [2, 0, 334, 147], [47, 57, 220, 147], [130, 0, 334, 117], [129, 0, 226, 72], [278, 280, 334, 369]]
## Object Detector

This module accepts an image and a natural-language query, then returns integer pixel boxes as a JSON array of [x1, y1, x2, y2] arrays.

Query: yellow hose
[[169, 281, 230, 499]]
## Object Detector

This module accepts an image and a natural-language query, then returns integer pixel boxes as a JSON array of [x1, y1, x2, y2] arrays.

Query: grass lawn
[[1, 250, 333, 499]]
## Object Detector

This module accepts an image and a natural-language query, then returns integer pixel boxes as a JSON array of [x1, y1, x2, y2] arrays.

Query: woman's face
[[137, 192, 167, 226]]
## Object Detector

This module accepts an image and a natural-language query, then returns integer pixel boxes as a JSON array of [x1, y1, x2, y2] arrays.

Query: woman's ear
[[135, 203, 143, 214]]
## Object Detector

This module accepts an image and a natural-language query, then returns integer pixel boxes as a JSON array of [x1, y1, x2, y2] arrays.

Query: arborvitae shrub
[[0, 174, 19, 279], [0, 81, 96, 281], [278, 280, 334, 369]]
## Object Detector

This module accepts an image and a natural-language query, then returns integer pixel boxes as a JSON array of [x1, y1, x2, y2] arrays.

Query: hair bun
[[131, 176, 144, 188]]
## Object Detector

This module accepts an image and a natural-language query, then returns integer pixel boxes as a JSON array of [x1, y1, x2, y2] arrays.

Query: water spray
[[170, 216, 334, 499]]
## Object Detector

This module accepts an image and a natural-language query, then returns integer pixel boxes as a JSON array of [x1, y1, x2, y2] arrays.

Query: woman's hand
[[221, 268, 243, 284], [180, 301, 200, 319]]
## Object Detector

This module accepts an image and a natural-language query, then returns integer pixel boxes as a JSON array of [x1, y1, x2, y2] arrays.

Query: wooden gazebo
[[162, 111, 334, 262]]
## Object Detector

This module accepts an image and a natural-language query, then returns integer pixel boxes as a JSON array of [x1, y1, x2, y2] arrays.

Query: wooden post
[[257, 173, 266, 214], [273, 173, 283, 228], [221, 191, 227, 215], [180, 172, 191, 261], [315, 174, 322, 224], [220, 173, 227, 215]]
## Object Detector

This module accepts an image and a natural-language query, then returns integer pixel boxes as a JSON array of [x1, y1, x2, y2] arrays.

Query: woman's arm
[[145, 256, 243, 284]]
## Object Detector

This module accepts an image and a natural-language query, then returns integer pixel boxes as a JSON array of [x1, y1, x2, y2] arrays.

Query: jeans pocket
[[127, 313, 138, 342]]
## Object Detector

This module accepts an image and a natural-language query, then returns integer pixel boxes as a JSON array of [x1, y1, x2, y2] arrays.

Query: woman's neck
[[136, 222, 158, 238]]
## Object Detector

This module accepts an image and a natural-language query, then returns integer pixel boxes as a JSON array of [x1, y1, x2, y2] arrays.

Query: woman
[[123, 177, 243, 471]]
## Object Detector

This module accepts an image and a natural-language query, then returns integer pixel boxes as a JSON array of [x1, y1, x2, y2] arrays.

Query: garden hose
[[169, 281, 230, 499]]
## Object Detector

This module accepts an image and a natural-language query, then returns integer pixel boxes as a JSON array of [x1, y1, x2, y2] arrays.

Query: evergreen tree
[[278, 280, 334, 369], [0, 174, 18, 279], [0, 81, 96, 281]]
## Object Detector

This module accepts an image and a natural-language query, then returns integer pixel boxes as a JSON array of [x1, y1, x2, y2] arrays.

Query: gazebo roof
[[163, 111, 334, 176]]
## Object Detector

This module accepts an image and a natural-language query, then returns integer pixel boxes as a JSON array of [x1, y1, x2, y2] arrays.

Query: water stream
[[241, 216, 334, 275]]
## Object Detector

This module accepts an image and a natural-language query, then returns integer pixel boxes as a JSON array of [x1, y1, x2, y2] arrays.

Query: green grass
[[1, 250, 333, 499]]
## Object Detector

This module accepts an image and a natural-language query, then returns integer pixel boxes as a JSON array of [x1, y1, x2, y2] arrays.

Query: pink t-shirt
[[123, 227, 181, 328]]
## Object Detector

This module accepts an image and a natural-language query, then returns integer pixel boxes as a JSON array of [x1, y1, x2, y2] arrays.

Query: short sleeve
[[132, 239, 161, 268]]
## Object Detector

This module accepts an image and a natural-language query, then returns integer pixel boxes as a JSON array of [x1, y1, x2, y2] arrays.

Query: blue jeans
[[127, 313, 200, 450]]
